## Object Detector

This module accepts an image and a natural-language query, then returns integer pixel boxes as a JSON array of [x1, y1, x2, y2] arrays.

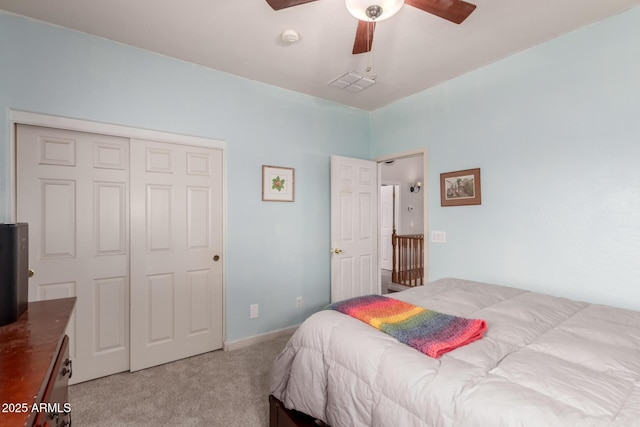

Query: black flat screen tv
[[0, 223, 29, 326]]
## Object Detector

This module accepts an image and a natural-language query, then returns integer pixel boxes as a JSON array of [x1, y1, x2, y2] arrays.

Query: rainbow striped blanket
[[327, 295, 487, 358]]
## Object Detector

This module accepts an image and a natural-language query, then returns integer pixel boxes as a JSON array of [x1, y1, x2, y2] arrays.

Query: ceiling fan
[[266, 0, 476, 54]]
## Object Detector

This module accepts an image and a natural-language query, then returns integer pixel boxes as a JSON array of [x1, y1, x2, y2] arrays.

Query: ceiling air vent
[[328, 71, 376, 93]]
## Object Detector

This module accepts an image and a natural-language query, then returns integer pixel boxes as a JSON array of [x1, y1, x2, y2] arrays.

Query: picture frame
[[262, 165, 295, 202], [440, 168, 481, 206]]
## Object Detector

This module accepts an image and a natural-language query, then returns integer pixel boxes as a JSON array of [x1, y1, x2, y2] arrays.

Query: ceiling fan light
[[345, 0, 404, 22]]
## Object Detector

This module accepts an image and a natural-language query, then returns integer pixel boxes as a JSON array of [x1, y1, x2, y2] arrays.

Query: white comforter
[[270, 278, 640, 427]]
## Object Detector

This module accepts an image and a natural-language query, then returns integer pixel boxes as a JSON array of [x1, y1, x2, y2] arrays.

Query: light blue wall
[[0, 12, 369, 341], [2, 6, 640, 344], [371, 6, 640, 310]]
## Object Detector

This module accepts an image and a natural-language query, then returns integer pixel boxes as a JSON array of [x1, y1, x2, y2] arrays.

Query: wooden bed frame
[[269, 395, 329, 427]]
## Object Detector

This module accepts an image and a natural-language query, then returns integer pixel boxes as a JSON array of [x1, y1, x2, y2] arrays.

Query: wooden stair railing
[[391, 232, 424, 287]]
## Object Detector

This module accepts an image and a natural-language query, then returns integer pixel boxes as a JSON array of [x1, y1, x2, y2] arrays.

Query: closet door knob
[[28, 269, 35, 278], [213, 255, 220, 261]]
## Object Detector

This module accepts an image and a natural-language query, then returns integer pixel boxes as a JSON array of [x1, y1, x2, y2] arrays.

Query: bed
[[269, 278, 640, 427]]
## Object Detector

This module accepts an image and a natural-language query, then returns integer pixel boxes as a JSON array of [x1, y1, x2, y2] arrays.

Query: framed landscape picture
[[262, 165, 295, 202], [440, 168, 481, 206]]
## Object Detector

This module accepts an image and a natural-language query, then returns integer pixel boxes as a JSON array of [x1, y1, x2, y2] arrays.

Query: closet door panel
[[17, 125, 130, 384], [130, 139, 223, 371]]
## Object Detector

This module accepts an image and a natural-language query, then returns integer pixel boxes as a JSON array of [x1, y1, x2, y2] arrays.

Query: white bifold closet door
[[16, 125, 224, 383], [17, 125, 131, 384]]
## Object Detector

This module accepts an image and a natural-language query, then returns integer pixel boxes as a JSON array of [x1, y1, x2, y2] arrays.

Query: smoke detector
[[281, 29, 300, 44]]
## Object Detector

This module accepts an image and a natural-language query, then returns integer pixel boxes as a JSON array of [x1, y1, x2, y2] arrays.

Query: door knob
[[28, 269, 35, 278], [331, 248, 343, 254], [213, 255, 220, 261]]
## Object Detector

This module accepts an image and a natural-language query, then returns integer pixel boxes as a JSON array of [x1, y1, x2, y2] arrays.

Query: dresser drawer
[[0, 298, 75, 427], [32, 335, 72, 427]]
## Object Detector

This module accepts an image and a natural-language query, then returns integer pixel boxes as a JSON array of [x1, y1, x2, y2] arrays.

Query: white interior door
[[130, 139, 223, 371], [17, 125, 130, 384], [380, 185, 398, 271], [330, 155, 378, 303]]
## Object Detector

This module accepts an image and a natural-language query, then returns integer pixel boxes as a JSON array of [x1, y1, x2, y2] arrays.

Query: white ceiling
[[1, 0, 639, 111]]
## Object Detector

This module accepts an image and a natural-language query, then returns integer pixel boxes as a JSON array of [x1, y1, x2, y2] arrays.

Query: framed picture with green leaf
[[262, 165, 295, 202]]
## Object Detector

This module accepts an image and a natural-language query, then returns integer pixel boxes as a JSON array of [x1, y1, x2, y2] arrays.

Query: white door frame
[[375, 148, 428, 287], [8, 109, 227, 345]]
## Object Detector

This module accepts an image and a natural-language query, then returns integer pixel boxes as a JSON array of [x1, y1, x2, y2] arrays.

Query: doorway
[[377, 152, 426, 294]]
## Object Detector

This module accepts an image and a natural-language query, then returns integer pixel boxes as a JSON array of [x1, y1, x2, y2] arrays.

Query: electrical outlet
[[250, 304, 259, 319], [296, 296, 303, 309]]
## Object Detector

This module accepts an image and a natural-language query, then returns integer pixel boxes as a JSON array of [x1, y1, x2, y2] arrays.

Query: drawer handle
[[50, 411, 72, 427], [62, 359, 73, 379], [62, 411, 72, 427]]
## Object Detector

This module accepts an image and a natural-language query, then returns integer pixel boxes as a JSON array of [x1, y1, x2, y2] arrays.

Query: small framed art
[[262, 165, 295, 202], [440, 168, 481, 206]]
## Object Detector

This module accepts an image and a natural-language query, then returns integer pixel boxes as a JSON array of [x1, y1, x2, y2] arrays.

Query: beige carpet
[[69, 332, 293, 426]]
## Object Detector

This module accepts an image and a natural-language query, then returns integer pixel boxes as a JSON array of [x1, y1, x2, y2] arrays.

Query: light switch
[[431, 231, 447, 243]]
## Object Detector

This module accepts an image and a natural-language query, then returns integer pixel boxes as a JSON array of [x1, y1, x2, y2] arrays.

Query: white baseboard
[[223, 325, 299, 351]]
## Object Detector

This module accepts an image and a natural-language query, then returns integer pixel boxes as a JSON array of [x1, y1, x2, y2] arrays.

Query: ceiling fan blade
[[266, 0, 319, 10], [405, 0, 476, 24], [352, 20, 376, 55]]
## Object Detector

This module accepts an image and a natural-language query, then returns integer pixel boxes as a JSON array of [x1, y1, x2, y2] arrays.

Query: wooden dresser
[[0, 297, 76, 427]]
